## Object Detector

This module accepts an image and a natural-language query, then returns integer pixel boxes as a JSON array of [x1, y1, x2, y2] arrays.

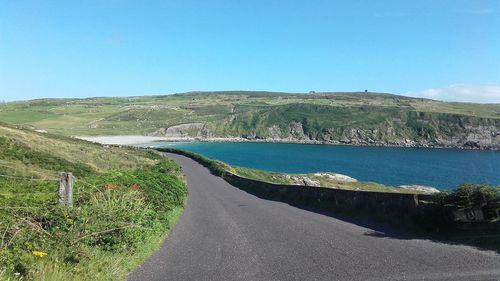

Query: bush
[[440, 184, 499, 208], [432, 184, 500, 223], [0, 160, 187, 280]]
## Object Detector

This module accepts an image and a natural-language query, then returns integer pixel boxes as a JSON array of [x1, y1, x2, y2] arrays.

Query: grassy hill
[[1, 91, 499, 149], [0, 123, 187, 280]]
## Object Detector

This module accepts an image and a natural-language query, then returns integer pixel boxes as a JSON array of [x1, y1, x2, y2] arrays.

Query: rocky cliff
[[151, 107, 500, 149]]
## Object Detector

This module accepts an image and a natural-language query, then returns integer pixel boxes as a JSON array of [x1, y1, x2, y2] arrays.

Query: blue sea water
[[147, 142, 499, 190]]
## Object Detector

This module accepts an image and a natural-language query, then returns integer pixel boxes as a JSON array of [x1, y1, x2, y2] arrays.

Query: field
[[1, 92, 499, 149], [0, 123, 187, 280]]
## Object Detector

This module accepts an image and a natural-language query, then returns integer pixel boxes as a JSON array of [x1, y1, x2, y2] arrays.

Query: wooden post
[[59, 172, 66, 205], [67, 172, 73, 206], [59, 172, 74, 206]]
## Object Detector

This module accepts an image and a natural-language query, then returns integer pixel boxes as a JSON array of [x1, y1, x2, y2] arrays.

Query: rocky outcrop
[[260, 122, 499, 150], [148, 115, 499, 150], [399, 185, 440, 194], [151, 123, 209, 138], [284, 174, 321, 187], [314, 173, 357, 182], [267, 125, 282, 139], [431, 125, 500, 149], [288, 121, 307, 139], [301, 177, 321, 187]]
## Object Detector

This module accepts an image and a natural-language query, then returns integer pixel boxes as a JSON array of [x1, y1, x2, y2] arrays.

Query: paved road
[[129, 153, 500, 281]]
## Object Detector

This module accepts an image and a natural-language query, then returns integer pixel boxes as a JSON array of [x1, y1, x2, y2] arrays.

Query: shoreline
[[75, 135, 499, 151], [76, 135, 174, 145]]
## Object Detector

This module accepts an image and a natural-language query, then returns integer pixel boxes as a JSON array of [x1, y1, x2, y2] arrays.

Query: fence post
[[59, 172, 74, 206], [59, 172, 66, 205]]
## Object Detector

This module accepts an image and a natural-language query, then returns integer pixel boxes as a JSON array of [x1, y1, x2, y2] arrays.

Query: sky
[[0, 0, 499, 103]]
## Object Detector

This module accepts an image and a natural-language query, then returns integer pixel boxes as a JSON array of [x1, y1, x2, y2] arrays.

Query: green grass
[[231, 165, 413, 193], [0, 111, 56, 124], [0, 136, 95, 177], [232, 166, 295, 185], [0, 123, 161, 178], [0, 92, 498, 148], [0, 124, 187, 280]]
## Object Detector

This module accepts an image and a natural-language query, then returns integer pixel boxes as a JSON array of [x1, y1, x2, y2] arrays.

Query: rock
[[149, 116, 500, 150], [399, 185, 440, 194], [314, 172, 357, 182], [288, 121, 309, 140], [151, 123, 207, 138], [463, 141, 480, 149], [301, 177, 320, 187], [290, 176, 320, 187]]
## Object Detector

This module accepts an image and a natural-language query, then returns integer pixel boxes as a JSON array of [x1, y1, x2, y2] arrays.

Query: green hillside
[[0, 123, 187, 280], [1, 91, 499, 149]]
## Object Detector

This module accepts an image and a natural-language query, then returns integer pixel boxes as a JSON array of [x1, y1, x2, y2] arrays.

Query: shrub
[[441, 184, 499, 208], [433, 184, 500, 223], [0, 160, 187, 280]]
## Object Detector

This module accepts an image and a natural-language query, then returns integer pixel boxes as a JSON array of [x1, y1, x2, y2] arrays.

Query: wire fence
[[0, 172, 102, 207], [1, 171, 130, 208], [0, 174, 59, 181]]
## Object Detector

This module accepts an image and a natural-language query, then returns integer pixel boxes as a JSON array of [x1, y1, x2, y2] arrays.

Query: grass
[[232, 167, 295, 185], [0, 92, 498, 148], [0, 136, 94, 177], [0, 124, 187, 280], [0, 123, 160, 178], [0, 111, 56, 124], [232, 166, 417, 193]]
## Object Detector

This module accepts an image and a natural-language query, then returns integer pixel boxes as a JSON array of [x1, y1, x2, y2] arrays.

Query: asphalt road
[[128, 153, 500, 281]]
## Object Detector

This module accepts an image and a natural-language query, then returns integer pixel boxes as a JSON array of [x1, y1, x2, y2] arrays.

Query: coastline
[[75, 135, 499, 150], [76, 135, 499, 191], [76, 135, 174, 145]]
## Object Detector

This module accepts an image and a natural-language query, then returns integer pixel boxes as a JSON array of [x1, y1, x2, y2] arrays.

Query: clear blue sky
[[1, 0, 499, 102]]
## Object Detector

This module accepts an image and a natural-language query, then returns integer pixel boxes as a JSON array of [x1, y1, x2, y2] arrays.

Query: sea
[[141, 142, 500, 190]]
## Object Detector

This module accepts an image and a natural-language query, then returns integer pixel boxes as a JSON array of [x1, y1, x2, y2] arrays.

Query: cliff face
[[152, 124, 500, 149], [314, 124, 499, 149], [152, 107, 500, 149], [153, 123, 209, 138]]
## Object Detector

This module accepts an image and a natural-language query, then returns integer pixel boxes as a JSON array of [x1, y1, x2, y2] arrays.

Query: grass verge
[[0, 124, 188, 280], [0, 161, 187, 280]]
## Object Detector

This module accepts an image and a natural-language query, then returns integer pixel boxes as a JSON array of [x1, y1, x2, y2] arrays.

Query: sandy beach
[[76, 135, 176, 145], [75, 135, 329, 146]]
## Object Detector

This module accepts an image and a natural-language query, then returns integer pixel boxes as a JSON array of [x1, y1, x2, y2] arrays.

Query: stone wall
[[222, 171, 434, 216], [159, 148, 435, 218]]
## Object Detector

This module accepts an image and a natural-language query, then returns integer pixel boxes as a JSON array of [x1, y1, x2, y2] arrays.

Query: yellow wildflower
[[32, 251, 48, 257]]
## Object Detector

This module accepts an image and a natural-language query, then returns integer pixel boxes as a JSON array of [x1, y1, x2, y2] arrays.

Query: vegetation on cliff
[[1, 91, 498, 149]]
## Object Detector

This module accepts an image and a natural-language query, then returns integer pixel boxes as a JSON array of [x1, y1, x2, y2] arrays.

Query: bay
[[148, 142, 499, 190]]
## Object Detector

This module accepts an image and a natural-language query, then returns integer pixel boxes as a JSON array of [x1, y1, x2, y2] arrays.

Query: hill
[[0, 123, 187, 280], [1, 91, 499, 149]]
